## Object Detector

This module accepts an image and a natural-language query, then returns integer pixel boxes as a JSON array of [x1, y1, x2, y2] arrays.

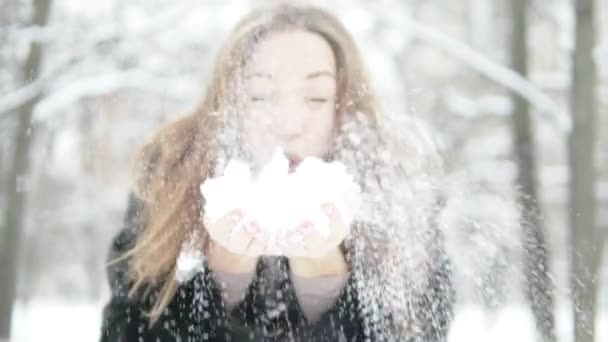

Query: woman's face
[[239, 30, 338, 170]]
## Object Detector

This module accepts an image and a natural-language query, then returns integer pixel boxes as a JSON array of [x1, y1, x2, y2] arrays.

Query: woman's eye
[[308, 98, 328, 103], [251, 96, 267, 102]]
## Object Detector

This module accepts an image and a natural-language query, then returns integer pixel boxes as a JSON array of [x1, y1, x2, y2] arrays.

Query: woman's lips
[[288, 157, 302, 173]]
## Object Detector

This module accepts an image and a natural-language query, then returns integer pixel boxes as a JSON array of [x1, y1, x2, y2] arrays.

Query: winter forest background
[[0, 0, 606, 341]]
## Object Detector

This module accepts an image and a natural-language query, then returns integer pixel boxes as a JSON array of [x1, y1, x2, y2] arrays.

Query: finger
[[248, 228, 274, 256], [298, 204, 348, 258], [282, 239, 308, 257], [301, 229, 333, 258], [243, 221, 261, 235], [231, 235, 256, 256], [280, 230, 302, 256], [226, 221, 260, 255], [320, 202, 348, 241], [265, 242, 284, 256], [295, 221, 314, 237], [284, 220, 323, 257], [222, 209, 246, 227], [286, 222, 319, 257], [275, 229, 305, 257], [321, 202, 336, 216], [321, 203, 342, 228], [206, 209, 245, 244], [286, 229, 304, 244], [243, 236, 267, 257]]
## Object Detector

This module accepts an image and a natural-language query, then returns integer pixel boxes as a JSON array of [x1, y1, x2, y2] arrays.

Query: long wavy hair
[[117, 3, 381, 321]]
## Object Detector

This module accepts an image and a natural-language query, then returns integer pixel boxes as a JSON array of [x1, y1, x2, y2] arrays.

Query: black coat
[[99, 194, 454, 341]]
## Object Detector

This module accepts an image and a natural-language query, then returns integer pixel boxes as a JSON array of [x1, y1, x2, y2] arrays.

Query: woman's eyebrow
[[246, 71, 335, 80], [306, 71, 335, 80], [246, 72, 272, 79]]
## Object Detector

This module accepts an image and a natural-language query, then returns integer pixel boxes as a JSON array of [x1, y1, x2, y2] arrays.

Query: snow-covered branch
[[371, 3, 571, 133], [0, 0, 201, 119], [0, 79, 45, 115], [406, 18, 571, 132], [34, 69, 198, 121]]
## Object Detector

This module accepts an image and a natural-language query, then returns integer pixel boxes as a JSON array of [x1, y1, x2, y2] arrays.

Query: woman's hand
[[205, 209, 268, 272], [205, 203, 350, 276], [281, 202, 349, 259], [283, 202, 349, 277]]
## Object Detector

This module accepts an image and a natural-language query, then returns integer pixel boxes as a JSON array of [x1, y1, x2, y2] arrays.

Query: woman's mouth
[[287, 156, 302, 173]]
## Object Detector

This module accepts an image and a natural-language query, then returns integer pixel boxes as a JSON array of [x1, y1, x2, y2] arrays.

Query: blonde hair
[[116, 4, 383, 322]]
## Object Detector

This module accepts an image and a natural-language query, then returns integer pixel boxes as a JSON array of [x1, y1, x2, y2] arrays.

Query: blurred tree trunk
[[0, 0, 7, 193], [509, 1, 556, 342], [569, 1, 602, 342], [0, 0, 51, 339], [469, 0, 493, 52]]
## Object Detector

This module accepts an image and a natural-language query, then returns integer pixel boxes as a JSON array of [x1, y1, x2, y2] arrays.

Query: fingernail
[[303, 221, 314, 229], [278, 240, 289, 250], [269, 246, 283, 255], [264, 241, 281, 255], [321, 203, 335, 215], [244, 222, 259, 234], [230, 212, 244, 223], [288, 232, 303, 243], [255, 232, 267, 241]]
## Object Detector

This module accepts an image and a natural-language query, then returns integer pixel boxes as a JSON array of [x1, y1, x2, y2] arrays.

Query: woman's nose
[[271, 102, 305, 141], [274, 120, 303, 141]]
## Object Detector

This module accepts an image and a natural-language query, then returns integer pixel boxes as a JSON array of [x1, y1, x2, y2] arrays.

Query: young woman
[[100, 4, 454, 342]]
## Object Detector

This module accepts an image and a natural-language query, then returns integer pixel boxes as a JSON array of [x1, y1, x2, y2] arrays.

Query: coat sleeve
[[410, 186, 455, 342], [415, 248, 455, 342], [99, 193, 176, 342]]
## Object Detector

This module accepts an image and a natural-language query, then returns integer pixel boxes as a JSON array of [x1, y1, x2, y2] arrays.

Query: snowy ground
[[10, 300, 606, 342], [449, 304, 607, 342], [11, 300, 104, 342]]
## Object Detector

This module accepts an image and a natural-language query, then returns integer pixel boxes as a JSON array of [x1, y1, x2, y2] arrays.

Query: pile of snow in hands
[[175, 147, 362, 282]]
